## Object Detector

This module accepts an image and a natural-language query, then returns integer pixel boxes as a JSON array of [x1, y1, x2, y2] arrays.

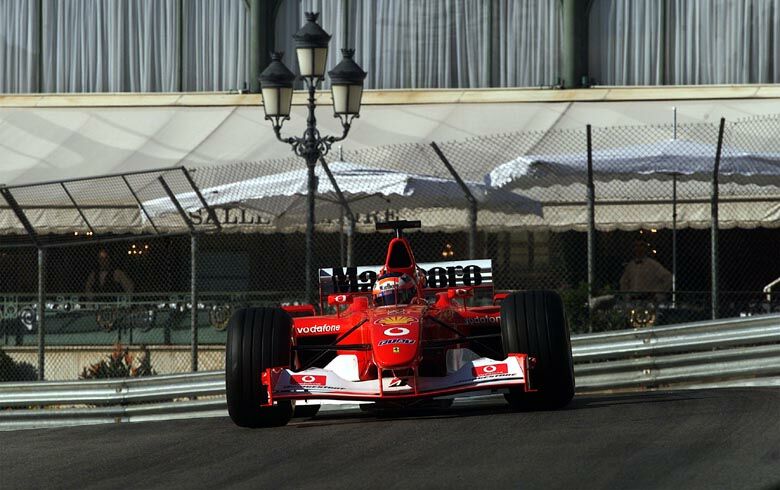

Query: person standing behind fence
[[620, 240, 672, 301], [84, 248, 134, 297]]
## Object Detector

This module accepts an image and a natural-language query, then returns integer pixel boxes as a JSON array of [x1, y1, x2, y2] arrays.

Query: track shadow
[[289, 390, 713, 429], [567, 390, 710, 411], [291, 403, 515, 429]]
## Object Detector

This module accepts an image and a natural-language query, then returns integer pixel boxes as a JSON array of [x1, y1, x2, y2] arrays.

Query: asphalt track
[[2, 389, 779, 490]]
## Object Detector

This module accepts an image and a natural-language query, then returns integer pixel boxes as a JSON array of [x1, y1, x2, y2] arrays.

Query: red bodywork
[[270, 235, 531, 405]]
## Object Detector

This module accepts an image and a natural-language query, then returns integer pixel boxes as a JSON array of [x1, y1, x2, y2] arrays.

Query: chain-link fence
[[2, 114, 780, 381]]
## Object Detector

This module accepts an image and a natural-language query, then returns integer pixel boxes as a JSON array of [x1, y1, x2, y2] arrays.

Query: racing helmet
[[373, 272, 418, 306]]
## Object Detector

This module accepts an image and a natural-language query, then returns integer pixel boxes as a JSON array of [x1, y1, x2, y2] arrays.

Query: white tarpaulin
[[486, 139, 780, 189], [2, 93, 780, 234], [142, 162, 542, 233], [2, 93, 780, 187], [483, 139, 780, 231]]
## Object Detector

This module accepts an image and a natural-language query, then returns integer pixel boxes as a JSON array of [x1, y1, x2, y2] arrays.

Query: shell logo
[[384, 327, 410, 336], [375, 315, 415, 326]]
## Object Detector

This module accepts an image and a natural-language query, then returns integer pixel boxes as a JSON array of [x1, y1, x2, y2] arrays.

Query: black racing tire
[[500, 290, 575, 410], [293, 404, 321, 418], [226, 307, 294, 428]]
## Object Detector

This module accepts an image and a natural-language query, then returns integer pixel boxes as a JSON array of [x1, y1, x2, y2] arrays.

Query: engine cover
[[370, 310, 422, 369]]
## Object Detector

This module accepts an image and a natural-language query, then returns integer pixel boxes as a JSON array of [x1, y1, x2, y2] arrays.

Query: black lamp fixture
[[258, 12, 367, 304], [329, 48, 367, 122], [293, 12, 331, 80], [258, 52, 296, 124]]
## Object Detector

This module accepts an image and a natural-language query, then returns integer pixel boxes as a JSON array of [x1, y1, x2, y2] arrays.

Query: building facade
[[2, 0, 780, 94]]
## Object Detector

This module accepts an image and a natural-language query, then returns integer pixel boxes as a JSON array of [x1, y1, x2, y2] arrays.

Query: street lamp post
[[259, 12, 366, 305]]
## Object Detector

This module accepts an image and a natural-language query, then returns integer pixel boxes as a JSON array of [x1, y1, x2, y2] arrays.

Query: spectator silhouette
[[85, 248, 134, 297], [620, 240, 672, 301]]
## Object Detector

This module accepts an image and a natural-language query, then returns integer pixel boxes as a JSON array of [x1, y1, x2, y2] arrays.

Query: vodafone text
[[296, 325, 341, 334]]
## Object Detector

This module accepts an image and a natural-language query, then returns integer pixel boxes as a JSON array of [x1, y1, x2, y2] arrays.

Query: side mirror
[[493, 292, 509, 305], [281, 304, 317, 317], [327, 294, 354, 306], [447, 287, 473, 300]]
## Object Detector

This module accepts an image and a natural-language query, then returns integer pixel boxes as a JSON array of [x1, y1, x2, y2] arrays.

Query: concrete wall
[[4, 345, 225, 381]]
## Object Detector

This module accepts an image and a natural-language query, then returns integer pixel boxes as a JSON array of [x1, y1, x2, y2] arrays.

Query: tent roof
[[487, 139, 780, 189], [141, 161, 542, 227], [2, 91, 780, 186], [2, 91, 780, 235]]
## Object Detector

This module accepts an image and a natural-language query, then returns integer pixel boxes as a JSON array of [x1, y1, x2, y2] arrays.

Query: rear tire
[[226, 307, 294, 428], [500, 291, 574, 410]]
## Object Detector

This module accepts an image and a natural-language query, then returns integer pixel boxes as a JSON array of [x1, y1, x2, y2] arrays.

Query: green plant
[[0, 347, 38, 382], [79, 344, 157, 379], [591, 307, 628, 332], [560, 283, 636, 333], [559, 282, 590, 334], [133, 345, 156, 377]]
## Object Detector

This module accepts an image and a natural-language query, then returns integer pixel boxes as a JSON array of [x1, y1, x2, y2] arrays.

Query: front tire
[[226, 307, 294, 428], [500, 291, 575, 410]]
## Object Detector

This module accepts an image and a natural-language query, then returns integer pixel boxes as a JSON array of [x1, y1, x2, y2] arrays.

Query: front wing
[[261, 354, 531, 405]]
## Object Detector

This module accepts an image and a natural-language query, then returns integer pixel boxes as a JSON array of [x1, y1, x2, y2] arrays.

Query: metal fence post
[[320, 158, 356, 267], [306, 160, 317, 305], [586, 125, 595, 331], [346, 220, 354, 267], [190, 233, 198, 372], [37, 247, 45, 380], [672, 173, 678, 307], [0, 186, 44, 378], [430, 142, 478, 259], [711, 117, 726, 319]]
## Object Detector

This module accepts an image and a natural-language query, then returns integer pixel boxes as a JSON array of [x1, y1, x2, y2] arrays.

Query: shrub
[[560, 283, 630, 333], [560, 282, 590, 334], [0, 348, 38, 382], [80, 344, 157, 379]]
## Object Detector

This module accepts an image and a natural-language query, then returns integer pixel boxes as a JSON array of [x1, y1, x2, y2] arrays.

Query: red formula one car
[[225, 221, 574, 427]]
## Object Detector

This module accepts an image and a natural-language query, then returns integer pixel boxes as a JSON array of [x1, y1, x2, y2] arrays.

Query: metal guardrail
[[571, 313, 780, 390], [0, 371, 227, 430], [1, 314, 779, 427], [0, 399, 228, 430], [572, 314, 780, 360], [0, 371, 224, 407]]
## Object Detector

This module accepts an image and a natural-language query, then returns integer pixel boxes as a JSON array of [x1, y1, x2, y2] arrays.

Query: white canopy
[[486, 139, 780, 190], [2, 92, 780, 187], [2, 91, 780, 235], [482, 139, 780, 232], [142, 161, 542, 232]]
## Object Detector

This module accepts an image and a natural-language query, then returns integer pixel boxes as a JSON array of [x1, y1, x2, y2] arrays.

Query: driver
[[372, 271, 419, 306]]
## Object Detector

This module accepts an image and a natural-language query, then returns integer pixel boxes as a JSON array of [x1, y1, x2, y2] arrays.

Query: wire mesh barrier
[[2, 115, 780, 381], [584, 122, 722, 331]]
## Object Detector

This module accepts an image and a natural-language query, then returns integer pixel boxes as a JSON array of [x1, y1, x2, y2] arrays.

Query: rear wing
[[319, 259, 493, 306]]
